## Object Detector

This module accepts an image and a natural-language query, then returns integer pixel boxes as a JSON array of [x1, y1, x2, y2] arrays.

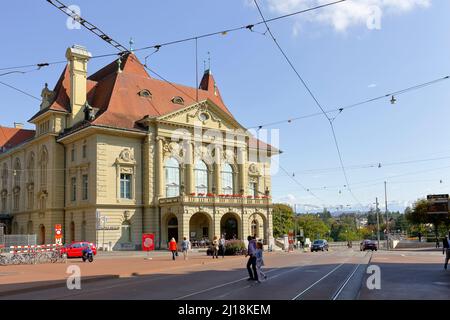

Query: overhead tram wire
[[247, 75, 450, 129], [46, 0, 129, 53], [253, 0, 363, 208], [1, 0, 345, 72], [132, 0, 346, 53], [0, 81, 41, 101]]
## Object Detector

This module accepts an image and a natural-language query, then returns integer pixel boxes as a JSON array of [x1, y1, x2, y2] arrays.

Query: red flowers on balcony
[[206, 193, 215, 197], [189, 192, 196, 196]]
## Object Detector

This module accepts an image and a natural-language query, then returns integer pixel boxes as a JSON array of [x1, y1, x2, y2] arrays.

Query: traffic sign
[[55, 224, 62, 245], [142, 234, 155, 251]]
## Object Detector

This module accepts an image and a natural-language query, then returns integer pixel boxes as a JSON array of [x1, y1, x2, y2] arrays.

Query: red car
[[61, 242, 97, 258]]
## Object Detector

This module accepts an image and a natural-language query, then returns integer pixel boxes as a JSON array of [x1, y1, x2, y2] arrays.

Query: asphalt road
[[2, 248, 371, 300]]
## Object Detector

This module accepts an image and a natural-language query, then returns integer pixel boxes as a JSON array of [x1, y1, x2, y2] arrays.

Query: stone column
[[155, 137, 164, 199], [238, 147, 247, 195], [185, 142, 194, 194], [178, 210, 190, 245], [213, 149, 221, 194]]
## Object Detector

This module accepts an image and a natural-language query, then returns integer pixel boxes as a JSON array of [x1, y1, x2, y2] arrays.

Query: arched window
[[27, 220, 33, 234], [1, 163, 8, 189], [70, 221, 75, 243], [221, 163, 234, 195], [81, 220, 86, 241], [165, 157, 180, 197], [194, 161, 208, 194], [39, 224, 45, 245], [40, 147, 48, 187], [251, 219, 259, 238], [27, 153, 35, 183], [13, 159, 21, 187]]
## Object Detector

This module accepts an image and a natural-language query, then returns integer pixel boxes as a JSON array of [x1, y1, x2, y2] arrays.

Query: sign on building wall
[[142, 234, 155, 251]]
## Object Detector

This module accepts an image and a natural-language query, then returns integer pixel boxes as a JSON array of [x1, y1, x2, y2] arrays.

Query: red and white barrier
[[9, 244, 62, 254]]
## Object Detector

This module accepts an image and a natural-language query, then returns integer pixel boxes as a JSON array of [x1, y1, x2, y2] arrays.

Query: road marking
[[331, 264, 361, 300], [174, 260, 307, 300], [291, 263, 345, 300], [207, 264, 311, 300]]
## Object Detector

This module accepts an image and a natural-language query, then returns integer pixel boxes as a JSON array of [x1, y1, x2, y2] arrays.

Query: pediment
[[158, 100, 244, 131]]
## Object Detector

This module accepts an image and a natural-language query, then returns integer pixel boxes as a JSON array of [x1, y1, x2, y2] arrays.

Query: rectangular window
[[13, 193, 19, 211], [28, 190, 34, 209], [248, 182, 257, 197], [82, 145, 87, 158], [71, 148, 75, 162], [120, 173, 132, 199], [82, 175, 88, 200], [1, 197, 6, 212], [71, 177, 77, 202]]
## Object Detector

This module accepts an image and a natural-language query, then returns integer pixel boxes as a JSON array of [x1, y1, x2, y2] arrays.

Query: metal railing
[[0, 234, 37, 249]]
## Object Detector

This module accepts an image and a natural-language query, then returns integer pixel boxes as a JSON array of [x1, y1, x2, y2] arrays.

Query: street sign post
[[142, 234, 155, 260], [288, 230, 294, 251], [427, 194, 449, 214], [55, 224, 62, 245]]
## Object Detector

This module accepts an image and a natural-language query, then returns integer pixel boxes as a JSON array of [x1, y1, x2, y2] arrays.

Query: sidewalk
[[358, 249, 450, 299], [0, 252, 247, 297]]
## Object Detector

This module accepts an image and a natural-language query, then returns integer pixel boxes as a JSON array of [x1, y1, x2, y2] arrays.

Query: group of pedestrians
[[246, 235, 267, 283], [168, 234, 268, 284], [168, 235, 227, 261]]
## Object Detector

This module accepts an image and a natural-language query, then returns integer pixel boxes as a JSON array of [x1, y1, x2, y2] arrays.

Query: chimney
[[14, 122, 24, 129], [65, 45, 92, 126]]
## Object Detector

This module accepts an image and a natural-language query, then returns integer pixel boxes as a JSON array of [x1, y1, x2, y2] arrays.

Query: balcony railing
[[159, 194, 272, 206]]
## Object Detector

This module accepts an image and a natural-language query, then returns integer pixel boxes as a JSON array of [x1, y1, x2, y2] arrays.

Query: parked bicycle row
[[0, 249, 66, 265]]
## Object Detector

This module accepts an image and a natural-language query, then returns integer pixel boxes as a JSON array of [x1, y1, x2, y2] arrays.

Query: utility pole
[[384, 181, 389, 251], [376, 197, 380, 249]]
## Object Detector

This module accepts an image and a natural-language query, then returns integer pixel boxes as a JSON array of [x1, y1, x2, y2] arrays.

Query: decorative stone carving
[[248, 163, 260, 176], [40, 83, 55, 110], [118, 148, 135, 163]]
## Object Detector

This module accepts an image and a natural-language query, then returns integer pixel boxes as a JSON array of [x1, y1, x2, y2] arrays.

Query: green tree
[[296, 214, 329, 240], [272, 203, 295, 238], [405, 199, 450, 238]]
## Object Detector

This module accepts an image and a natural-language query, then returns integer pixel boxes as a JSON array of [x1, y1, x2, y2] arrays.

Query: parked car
[[61, 242, 97, 258], [360, 240, 377, 251], [311, 239, 329, 252]]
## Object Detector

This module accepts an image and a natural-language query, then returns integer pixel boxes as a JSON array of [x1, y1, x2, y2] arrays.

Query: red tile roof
[[0, 126, 35, 152], [89, 54, 233, 130], [31, 52, 278, 153]]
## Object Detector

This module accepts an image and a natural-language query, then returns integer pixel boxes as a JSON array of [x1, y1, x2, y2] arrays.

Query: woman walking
[[255, 242, 267, 282], [182, 237, 190, 260], [212, 236, 219, 259], [169, 237, 178, 261]]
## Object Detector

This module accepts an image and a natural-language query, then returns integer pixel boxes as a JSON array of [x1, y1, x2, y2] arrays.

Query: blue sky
[[1, 0, 449, 212]]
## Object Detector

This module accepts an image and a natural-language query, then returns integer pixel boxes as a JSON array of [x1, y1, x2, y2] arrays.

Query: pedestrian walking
[[219, 235, 226, 258], [182, 237, 190, 260], [443, 234, 450, 270], [169, 237, 178, 261], [245, 236, 258, 281], [255, 242, 267, 282], [212, 236, 219, 259], [436, 237, 440, 249]]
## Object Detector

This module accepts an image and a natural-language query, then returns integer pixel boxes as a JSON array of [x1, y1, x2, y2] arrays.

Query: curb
[[0, 274, 120, 298]]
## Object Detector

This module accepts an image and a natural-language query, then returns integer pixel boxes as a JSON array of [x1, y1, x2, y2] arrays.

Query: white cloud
[[368, 83, 377, 88], [265, 0, 431, 32]]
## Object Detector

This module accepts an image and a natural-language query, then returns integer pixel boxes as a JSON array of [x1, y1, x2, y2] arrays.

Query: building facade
[[0, 45, 278, 250]]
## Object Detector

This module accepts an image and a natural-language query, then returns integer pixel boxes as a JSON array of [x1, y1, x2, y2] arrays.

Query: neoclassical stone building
[[0, 45, 278, 250]]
